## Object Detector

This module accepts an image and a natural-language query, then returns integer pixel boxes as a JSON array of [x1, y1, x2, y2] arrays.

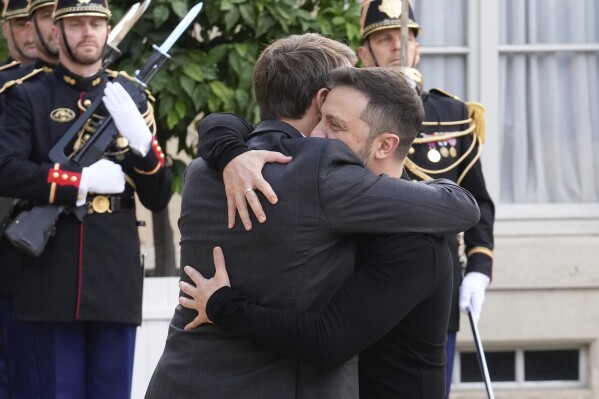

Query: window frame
[[453, 346, 588, 390]]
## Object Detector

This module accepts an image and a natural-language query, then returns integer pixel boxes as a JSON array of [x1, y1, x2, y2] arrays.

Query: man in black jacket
[[357, 2, 495, 394]]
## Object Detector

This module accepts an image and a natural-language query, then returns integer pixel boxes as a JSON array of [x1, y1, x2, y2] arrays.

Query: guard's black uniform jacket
[[405, 89, 495, 332], [0, 60, 53, 297], [0, 63, 172, 324]]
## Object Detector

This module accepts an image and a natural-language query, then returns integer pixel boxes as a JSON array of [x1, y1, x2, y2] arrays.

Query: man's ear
[[2, 21, 9, 39], [316, 87, 329, 109], [357, 44, 369, 66], [50, 23, 59, 43], [414, 41, 421, 67], [373, 133, 400, 160]]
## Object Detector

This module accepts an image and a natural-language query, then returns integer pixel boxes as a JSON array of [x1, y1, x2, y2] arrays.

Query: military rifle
[[102, 0, 152, 68], [5, 2, 204, 257]]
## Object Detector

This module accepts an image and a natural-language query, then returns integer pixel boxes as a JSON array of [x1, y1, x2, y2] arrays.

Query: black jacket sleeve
[[198, 113, 254, 171], [207, 233, 447, 368]]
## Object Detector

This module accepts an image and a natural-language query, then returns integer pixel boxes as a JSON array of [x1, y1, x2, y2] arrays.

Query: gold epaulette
[[466, 101, 486, 144], [0, 60, 20, 72], [105, 69, 156, 102], [0, 66, 53, 95], [426, 88, 486, 145]]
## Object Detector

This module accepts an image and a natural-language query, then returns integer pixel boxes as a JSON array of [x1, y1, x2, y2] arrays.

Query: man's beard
[[38, 36, 59, 59], [357, 136, 376, 168], [71, 43, 102, 65]]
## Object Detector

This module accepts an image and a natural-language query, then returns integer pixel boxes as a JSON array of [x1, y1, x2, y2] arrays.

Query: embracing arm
[[316, 139, 481, 236], [185, 237, 440, 368], [198, 113, 254, 171], [197, 113, 291, 229]]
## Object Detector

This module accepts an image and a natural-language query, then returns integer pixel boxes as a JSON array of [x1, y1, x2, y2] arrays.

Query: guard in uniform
[[0, 0, 172, 397], [0, 0, 36, 79], [0, 2, 57, 398], [359, 1, 495, 395]]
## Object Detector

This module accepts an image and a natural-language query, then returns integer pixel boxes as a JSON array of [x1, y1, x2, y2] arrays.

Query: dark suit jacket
[[206, 232, 452, 399], [146, 115, 479, 399]]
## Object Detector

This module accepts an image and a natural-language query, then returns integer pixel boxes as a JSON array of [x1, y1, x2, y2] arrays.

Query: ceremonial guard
[[359, 1, 495, 395], [0, 0, 172, 397], [0, 0, 36, 81], [0, 1, 58, 397]]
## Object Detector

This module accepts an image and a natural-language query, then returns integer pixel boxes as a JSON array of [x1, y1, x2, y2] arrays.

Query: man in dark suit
[[357, 2, 495, 394], [146, 33, 479, 399]]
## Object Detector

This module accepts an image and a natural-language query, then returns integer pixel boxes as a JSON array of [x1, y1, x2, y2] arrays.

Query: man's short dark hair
[[327, 67, 424, 159], [254, 33, 357, 121]]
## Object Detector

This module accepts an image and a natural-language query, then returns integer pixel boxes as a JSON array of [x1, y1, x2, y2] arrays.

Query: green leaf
[[224, 8, 240, 32], [179, 75, 195, 98], [255, 17, 275, 37], [234, 89, 250, 108], [205, 44, 229, 65], [192, 85, 206, 109], [238, 4, 256, 27], [228, 51, 243, 75], [345, 23, 360, 41], [152, 4, 170, 27], [332, 16, 345, 26], [158, 95, 174, 119], [207, 95, 221, 113], [174, 101, 187, 119], [220, 0, 233, 11], [171, 0, 188, 18], [182, 63, 205, 82], [166, 110, 180, 130], [209, 81, 233, 104], [233, 43, 249, 58]]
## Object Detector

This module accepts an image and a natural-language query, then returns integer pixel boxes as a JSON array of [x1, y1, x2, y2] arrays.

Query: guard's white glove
[[459, 271, 490, 324], [103, 81, 152, 156], [77, 159, 126, 206]]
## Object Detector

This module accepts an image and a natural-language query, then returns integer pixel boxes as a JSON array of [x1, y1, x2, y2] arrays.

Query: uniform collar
[[251, 120, 304, 139], [54, 63, 105, 91], [34, 58, 57, 70]]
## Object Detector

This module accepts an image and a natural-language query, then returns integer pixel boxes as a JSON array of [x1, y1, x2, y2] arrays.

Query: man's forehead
[[370, 27, 416, 39], [61, 14, 106, 23], [323, 86, 368, 117]]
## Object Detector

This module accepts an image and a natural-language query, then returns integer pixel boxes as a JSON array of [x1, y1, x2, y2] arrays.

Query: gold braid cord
[[457, 135, 483, 185], [422, 118, 472, 127], [411, 124, 475, 144], [404, 158, 434, 181], [0, 60, 19, 72], [0, 67, 52, 94]]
